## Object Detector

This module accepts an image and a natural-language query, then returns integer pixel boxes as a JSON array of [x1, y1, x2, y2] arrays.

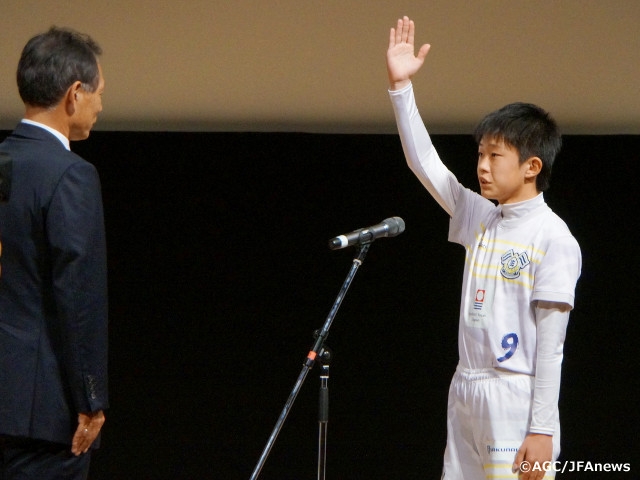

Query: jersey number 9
[[497, 332, 519, 362]]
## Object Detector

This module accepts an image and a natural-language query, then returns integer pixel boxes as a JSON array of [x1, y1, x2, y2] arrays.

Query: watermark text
[[519, 460, 631, 474]]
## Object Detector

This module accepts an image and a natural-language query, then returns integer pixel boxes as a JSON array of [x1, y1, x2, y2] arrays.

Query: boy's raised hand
[[387, 16, 431, 91]]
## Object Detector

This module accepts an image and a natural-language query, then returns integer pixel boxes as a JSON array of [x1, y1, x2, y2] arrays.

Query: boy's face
[[477, 135, 537, 204]]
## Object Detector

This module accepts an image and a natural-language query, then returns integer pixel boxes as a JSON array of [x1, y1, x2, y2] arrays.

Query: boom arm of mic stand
[[249, 243, 371, 480]]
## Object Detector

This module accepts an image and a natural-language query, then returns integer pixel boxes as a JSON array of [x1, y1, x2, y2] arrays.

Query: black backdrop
[[2, 130, 639, 479]]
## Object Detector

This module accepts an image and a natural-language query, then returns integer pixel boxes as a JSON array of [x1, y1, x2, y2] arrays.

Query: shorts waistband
[[454, 364, 531, 382]]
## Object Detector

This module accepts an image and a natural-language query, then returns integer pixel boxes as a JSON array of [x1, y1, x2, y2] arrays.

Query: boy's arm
[[513, 300, 571, 479], [531, 301, 570, 433], [387, 17, 462, 216]]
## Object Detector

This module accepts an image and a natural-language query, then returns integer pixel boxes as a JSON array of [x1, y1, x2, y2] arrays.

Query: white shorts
[[441, 365, 560, 479]]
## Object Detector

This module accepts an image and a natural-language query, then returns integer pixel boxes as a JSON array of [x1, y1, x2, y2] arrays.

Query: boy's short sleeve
[[448, 187, 497, 247], [532, 234, 582, 308]]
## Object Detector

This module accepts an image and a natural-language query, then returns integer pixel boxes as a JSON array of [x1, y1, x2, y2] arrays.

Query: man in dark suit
[[0, 27, 108, 479]]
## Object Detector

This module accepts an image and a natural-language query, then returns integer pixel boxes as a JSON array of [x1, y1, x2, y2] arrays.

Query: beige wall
[[1, 0, 638, 133]]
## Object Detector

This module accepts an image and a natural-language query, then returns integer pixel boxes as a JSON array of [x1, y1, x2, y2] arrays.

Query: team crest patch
[[500, 249, 530, 279]]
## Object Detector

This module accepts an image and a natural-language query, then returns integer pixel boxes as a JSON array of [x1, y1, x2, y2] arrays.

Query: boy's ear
[[525, 156, 542, 178]]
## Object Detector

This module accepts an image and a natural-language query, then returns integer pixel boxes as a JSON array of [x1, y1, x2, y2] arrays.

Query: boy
[[386, 17, 581, 480]]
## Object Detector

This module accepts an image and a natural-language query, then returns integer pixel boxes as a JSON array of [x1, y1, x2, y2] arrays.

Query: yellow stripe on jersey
[[484, 462, 518, 478], [462, 253, 535, 288], [470, 236, 547, 262]]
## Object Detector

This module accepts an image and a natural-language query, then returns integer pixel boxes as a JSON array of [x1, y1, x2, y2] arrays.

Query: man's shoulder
[[2, 124, 84, 164], [1, 127, 93, 193]]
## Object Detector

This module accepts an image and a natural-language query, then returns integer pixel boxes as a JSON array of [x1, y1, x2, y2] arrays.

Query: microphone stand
[[249, 243, 371, 480], [317, 345, 331, 480]]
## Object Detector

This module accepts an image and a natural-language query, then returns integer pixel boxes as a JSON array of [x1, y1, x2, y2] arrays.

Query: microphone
[[328, 217, 405, 250]]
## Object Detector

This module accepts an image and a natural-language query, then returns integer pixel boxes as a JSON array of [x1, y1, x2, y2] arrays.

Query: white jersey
[[388, 83, 582, 375], [450, 189, 581, 374]]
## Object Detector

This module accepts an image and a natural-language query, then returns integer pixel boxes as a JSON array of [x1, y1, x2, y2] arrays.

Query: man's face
[[477, 135, 533, 204], [69, 63, 104, 141]]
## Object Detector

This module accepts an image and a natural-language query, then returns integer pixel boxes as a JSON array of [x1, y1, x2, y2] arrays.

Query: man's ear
[[64, 81, 83, 116], [525, 156, 542, 179]]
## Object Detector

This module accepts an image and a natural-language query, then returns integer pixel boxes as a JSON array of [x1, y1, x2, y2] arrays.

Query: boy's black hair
[[473, 102, 561, 192]]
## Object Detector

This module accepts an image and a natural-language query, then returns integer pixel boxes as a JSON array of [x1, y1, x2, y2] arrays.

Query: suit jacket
[[0, 122, 108, 445]]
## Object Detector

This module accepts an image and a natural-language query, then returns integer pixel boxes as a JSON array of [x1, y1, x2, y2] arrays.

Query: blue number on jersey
[[497, 333, 519, 362]]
